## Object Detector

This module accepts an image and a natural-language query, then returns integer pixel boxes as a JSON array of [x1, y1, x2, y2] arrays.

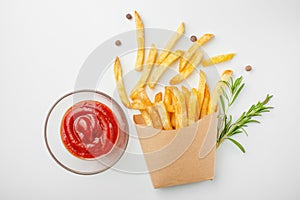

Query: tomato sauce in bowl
[[45, 90, 129, 174], [61, 100, 119, 159]]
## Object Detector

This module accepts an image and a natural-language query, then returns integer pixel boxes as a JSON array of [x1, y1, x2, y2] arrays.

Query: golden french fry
[[181, 85, 190, 113], [202, 53, 235, 67], [134, 11, 144, 71], [148, 50, 183, 89], [170, 112, 176, 129], [140, 110, 153, 127], [210, 70, 233, 113], [168, 86, 187, 128], [133, 114, 145, 125], [163, 87, 175, 113], [182, 86, 190, 99], [113, 57, 131, 108], [196, 33, 214, 46], [188, 88, 200, 125], [147, 106, 163, 129], [156, 23, 185, 65], [200, 84, 211, 119], [167, 104, 175, 113], [198, 70, 207, 118], [179, 33, 214, 72], [163, 87, 172, 103], [131, 99, 147, 110], [154, 92, 163, 103], [130, 44, 157, 97], [155, 102, 172, 130], [170, 49, 203, 85]]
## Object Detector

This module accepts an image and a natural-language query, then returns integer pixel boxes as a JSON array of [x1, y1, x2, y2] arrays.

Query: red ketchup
[[60, 100, 119, 159]]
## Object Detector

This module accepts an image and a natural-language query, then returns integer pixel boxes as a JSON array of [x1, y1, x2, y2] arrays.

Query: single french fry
[[130, 44, 157, 97], [188, 88, 200, 125], [179, 33, 214, 72], [131, 99, 147, 110], [181, 85, 190, 114], [164, 87, 175, 112], [156, 22, 185, 65], [168, 86, 187, 129], [113, 57, 131, 108], [198, 70, 207, 118], [155, 102, 173, 130], [147, 106, 163, 129], [170, 49, 203, 85], [196, 33, 214, 46], [134, 11, 144, 71], [170, 112, 176, 129], [148, 50, 183, 89], [202, 53, 235, 67], [163, 87, 172, 104], [200, 84, 211, 119], [210, 70, 233, 113], [140, 110, 152, 127], [154, 92, 163, 103], [133, 114, 145, 125]]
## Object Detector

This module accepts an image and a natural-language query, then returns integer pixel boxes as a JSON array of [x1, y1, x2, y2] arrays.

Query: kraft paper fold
[[135, 112, 218, 188]]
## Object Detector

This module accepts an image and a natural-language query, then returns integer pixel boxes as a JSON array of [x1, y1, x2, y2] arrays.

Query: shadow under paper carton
[[135, 112, 218, 188]]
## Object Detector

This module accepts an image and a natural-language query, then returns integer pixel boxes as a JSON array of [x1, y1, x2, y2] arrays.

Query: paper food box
[[134, 112, 218, 188]]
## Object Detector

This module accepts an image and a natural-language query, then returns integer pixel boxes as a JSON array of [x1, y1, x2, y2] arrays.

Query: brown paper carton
[[135, 112, 218, 188]]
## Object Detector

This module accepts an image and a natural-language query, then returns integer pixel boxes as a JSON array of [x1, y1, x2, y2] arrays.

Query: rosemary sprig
[[217, 76, 273, 153]]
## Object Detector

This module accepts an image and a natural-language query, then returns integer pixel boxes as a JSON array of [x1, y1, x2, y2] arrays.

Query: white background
[[1, 0, 300, 199]]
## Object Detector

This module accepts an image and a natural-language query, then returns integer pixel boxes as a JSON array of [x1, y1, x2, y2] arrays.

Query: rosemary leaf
[[227, 138, 246, 153]]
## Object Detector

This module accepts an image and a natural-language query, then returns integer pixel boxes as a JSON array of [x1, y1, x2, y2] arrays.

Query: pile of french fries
[[114, 11, 234, 130]]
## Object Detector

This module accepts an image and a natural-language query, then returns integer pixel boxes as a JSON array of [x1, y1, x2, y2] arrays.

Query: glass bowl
[[44, 90, 129, 175]]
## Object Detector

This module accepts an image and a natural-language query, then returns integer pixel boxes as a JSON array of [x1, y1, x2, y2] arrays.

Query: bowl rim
[[44, 89, 129, 175]]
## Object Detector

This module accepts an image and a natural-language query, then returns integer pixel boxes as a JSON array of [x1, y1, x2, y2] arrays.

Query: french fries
[[169, 49, 203, 85], [179, 33, 214, 72], [210, 70, 233, 113], [133, 87, 153, 106], [182, 85, 190, 114], [112, 11, 236, 130], [188, 88, 200, 125], [147, 106, 163, 129], [113, 57, 131, 108], [154, 92, 162, 103], [131, 99, 147, 110], [130, 44, 157, 98], [155, 102, 172, 130], [134, 11, 145, 71], [202, 53, 235, 67], [156, 23, 185, 65], [164, 87, 175, 113], [140, 110, 153, 127], [198, 70, 207, 117], [200, 84, 211, 119], [196, 33, 215, 46], [168, 86, 188, 129], [170, 112, 176, 129], [148, 50, 183, 89]]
